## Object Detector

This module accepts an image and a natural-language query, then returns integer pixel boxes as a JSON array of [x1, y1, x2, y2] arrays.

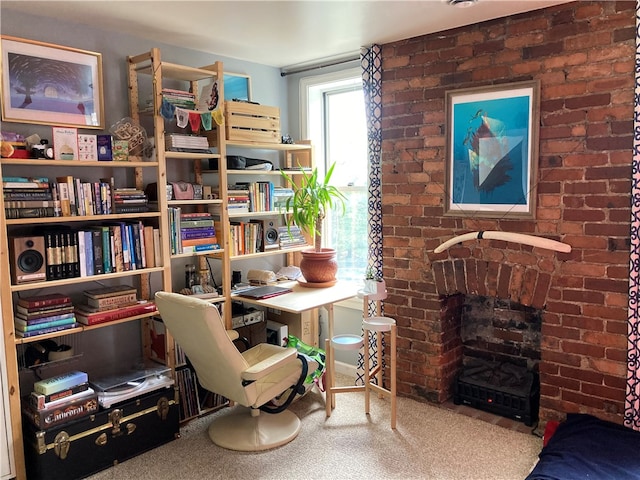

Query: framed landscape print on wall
[[0, 35, 104, 129], [444, 80, 540, 218]]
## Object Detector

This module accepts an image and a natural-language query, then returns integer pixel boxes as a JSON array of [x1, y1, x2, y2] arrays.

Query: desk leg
[[327, 303, 335, 409]]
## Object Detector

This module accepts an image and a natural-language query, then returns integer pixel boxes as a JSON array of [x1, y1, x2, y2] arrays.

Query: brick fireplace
[[380, 1, 634, 426]]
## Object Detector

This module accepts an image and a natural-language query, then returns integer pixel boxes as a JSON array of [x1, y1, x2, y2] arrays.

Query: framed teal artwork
[[444, 80, 540, 218]]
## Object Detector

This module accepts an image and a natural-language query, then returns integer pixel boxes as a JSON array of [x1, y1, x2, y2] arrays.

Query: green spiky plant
[[281, 162, 346, 252]]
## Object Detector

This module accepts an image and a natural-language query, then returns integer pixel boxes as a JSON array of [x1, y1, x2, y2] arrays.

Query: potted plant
[[281, 163, 345, 285], [364, 267, 386, 298]]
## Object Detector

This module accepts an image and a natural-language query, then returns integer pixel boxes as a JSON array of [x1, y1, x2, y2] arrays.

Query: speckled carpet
[[87, 376, 541, 480]]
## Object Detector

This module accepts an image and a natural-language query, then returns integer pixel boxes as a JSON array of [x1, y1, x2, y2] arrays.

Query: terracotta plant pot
[[299, 248, 338, 284]]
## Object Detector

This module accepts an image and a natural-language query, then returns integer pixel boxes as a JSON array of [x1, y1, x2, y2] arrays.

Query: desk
[[232, 281, 360, 346]]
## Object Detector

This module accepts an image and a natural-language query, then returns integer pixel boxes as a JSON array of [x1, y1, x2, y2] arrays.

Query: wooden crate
[[224, 101, 281, 144]]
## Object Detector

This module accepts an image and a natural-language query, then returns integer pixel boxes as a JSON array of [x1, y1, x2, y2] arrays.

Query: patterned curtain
[[626, 1, 640, 431], [356, 44, 383, 384]]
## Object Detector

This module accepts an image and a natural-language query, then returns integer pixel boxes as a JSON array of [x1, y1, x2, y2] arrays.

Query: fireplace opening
[[445, 294, 542, 425]]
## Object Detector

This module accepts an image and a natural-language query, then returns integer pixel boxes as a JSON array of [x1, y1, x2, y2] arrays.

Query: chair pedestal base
[[208, 407, 301, 451]]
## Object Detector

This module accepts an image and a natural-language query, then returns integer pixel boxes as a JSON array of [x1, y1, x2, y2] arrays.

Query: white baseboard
[[333, 359, 357, 377]]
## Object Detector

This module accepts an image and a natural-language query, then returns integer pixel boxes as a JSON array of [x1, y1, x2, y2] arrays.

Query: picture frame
[[223, 72, 252, 102], [0, 35, 104, 129], [444, 80, 540, 218]]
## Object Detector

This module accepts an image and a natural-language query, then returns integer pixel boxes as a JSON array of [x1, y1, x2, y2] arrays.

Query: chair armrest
[[241, 346, 298, 382], [226, 329, 240, 341]]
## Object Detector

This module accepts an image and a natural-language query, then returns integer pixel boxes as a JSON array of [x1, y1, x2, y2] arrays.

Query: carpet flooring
[[87, 380, 541, 480]]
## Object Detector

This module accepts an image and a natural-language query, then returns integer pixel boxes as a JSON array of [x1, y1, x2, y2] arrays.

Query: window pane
[[324, 87, 368, 282]]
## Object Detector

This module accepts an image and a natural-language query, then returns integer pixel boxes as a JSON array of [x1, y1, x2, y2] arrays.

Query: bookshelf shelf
[[167, 199, 223, 207], [14, 310, 158, 345], [228, 244, 308, 261], [0, 159, 159, 168], [9, 267, 165, 293], [5, 211, 161, 226], [228, 210, 287, 219]]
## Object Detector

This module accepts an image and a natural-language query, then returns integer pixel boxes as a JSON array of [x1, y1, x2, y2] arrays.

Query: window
[[301, 69, 367, 282]]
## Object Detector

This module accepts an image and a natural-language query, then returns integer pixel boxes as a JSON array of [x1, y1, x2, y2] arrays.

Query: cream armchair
[[154, 291, 314, 451]]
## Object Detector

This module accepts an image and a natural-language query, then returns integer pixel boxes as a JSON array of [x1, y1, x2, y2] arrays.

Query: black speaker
[[9, 236, 46, 284], [263, 220, 280, 250]]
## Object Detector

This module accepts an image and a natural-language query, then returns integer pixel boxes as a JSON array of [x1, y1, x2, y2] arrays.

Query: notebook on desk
[[237, 285, 292, 300]]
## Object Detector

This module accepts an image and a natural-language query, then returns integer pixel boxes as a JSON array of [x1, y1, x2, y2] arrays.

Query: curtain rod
[[280, 55, 360, 77]]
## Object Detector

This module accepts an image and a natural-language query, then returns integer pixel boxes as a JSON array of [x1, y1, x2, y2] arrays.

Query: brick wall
[[380, 1, 635, 425]]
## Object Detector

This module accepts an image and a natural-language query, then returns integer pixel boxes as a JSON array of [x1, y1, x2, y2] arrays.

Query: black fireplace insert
[[453, 360, 539, 426]]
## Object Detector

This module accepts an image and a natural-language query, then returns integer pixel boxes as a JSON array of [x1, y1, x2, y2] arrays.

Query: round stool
[[325, 334, 365, 417], [363, 316, 397, 429]]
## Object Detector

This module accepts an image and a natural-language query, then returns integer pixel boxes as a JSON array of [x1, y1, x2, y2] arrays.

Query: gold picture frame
[[0, 35, 105, 129]]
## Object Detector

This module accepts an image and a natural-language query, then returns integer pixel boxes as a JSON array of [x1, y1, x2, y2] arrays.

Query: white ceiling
[[2, 0, 575, 69]]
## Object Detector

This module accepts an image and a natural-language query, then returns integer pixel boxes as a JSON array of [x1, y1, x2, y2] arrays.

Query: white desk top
[[232, 281, 360, 314]]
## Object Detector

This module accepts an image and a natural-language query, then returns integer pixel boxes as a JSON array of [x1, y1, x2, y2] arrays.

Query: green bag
[[287, 334, 326, 390]]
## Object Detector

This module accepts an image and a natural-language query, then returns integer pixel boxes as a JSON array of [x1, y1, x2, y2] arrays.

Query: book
[[56, 180, 71, 216], [153, 228, 161, 267], [89, 228, 103, 275], [33, 371, 88, 396], [74, 301, 157, 326], [15, 322, 78, 338], [83, 230, 95, 277], [4, 199, 61, 209], [83, 285, 137, 299], [97, 135, 113, 161], [28, 383, 92, 410], [181, 236, 219, 247], [22, 390, 99, 429], [86, 292, 138, 309], [2, 176, 49, 183], [14, 311, 75, 324], [2, 180, 50, 189], [17, 293, 71, 310], [14, 316, 77, 332], [15, 305, 74, 319], [181, 244, 220, 254], [56, 175, 77, 216], [77, 229, 87, 277], [77, 134, 98, 161], [144, 225, 156, 268], [4, 207, 57, 219]]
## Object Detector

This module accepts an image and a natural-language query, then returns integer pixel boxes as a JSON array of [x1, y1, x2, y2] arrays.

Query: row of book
[[15, 290, 158, 336], [23, 370, 98, 429], [168, 209, 220, 255], [3, 175, 148, 219], [229, 220, 265, 256], [162, 88, 196, 110], [174, 366, 227, 421], [226, 182, 293, 214], [37, 222, 160, 281]]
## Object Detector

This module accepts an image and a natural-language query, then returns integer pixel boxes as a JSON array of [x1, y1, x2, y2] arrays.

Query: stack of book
[[3, 176, 60, 219], [278, 225, 307, 249], [14, 294, 77, 338], [162, 88, 196, 110], [112, 187, 148, 214], [74, 285, 156, 326], [272, 186, 294, 210], [165, 134, 210, 152], [168, 209, 220, 254], [179, 212, 219, 254], [227, 185, 250, 214], [22, 370, 98, 429]]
